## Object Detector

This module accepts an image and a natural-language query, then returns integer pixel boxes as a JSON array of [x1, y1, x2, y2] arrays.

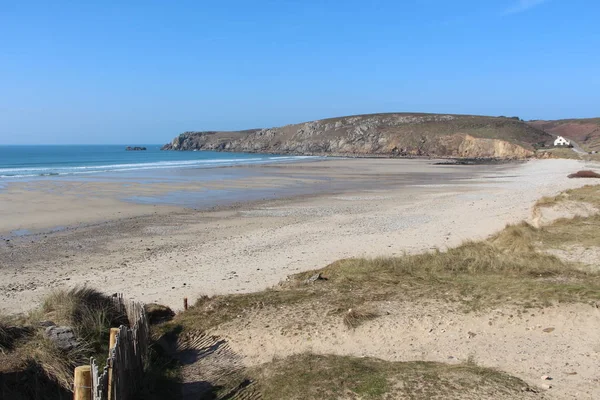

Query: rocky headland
[[162, 113, 553, 159]]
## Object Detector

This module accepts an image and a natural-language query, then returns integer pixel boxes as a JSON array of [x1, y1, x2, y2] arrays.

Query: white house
[[554, 136, 571, 146]]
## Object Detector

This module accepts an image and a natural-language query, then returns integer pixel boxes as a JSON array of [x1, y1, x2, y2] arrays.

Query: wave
[[0, 155, 320, 178]]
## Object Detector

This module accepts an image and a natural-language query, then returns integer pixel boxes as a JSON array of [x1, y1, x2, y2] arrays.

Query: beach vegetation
[[160, 195, 600, 336], [149, 185, 600, 399], [343, 306, 379, 329], [246, 354, 536, 400], [0, 287, 127, 397]]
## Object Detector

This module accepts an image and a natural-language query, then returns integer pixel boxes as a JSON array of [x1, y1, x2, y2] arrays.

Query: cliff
[[162, 113, 553, 159]]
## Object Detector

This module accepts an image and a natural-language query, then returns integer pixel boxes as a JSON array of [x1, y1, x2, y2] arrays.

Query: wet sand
[[0, 158, 595, 314]]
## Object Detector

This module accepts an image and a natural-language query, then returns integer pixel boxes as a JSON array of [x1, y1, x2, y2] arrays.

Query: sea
[[0, 145, 314, 179]]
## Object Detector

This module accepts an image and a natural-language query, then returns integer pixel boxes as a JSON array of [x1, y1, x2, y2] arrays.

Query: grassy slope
[[529, 118, 600, 152], [316, 113, 551, 148]]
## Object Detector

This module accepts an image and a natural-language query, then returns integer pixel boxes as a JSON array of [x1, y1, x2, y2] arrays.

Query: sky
[[1, 0, 599, 144]]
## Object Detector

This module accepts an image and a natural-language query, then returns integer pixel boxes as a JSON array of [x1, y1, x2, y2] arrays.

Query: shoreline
[[1, 158, 597, 315], [0, 157, 483, 236]]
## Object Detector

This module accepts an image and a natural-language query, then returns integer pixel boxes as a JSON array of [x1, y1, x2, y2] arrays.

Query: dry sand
[[2, 157, 599, 399], [0, 158, 596, 314], [210, 300, 600, 399]]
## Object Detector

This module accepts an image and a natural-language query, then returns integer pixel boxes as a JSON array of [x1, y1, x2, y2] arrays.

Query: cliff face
[[163, 113, 552, 158]]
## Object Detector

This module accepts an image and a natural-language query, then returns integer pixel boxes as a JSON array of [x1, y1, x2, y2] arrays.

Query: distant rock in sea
[[126, 146, 147, 151]]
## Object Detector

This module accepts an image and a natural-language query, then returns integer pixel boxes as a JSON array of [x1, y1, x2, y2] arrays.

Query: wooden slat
[[87, 294, 149, 400]]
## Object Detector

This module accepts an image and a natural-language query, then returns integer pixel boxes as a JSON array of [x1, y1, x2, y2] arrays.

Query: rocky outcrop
[[126, 146, 147, 151], [163, 113, 553, 159]]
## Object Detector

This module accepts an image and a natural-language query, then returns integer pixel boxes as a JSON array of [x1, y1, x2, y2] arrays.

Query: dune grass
[[38, 287, 128, 357], [157, 186, 599, 398], [246, 354, 536, 400], [0, 315, 33, 352], [159, 232, 599, 333], [343, 307, 379, 329], [531, 185, 600, 249], [1, 287, 128, 396], [158, 185, 600, 339], [534, 184, 600, 209]]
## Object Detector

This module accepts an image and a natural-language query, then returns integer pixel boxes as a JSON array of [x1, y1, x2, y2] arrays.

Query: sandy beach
[[0, 157, 595, 314]]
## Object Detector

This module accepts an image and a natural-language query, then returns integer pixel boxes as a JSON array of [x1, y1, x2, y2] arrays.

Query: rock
[[541, 375, 552, 380], [125, 146, 147, 151], [568, 170, 600, 179], [468, 331, 477, 338], [38, 320, 56, 328], [44, 326, 79, 351], [543, 327, 555, 333]]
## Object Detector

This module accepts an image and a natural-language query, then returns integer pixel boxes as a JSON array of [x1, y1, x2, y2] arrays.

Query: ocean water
[[0, 145, 314, 179]]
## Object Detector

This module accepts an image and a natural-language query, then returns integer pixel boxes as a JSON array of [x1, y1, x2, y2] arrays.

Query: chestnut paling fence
[[75, 294, 149, 400]]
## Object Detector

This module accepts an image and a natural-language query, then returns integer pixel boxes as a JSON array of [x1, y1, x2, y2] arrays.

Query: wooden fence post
[[184, 297, 188, 310], [74, 365, 92, 400], [109, 328, 119, 352], [88, 297, 150, 400], [107, 327, 119, 400]]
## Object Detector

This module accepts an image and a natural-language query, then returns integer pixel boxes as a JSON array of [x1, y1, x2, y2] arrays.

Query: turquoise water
[[0, 145, 314, 179]]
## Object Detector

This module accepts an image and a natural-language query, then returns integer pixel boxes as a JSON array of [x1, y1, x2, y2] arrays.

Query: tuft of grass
[[20, 332, 91, 391], [343, 307, 379, 329], [489, 222, 537, 253], [0, 315, 33, 352], [40, 287, 127, 355], [2, 287, 129, 395], [534, 194, 563, 208], [145, 303, 175, 325], [246, 354, 536, 400]]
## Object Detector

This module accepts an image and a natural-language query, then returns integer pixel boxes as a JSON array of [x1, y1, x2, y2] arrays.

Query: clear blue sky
[[1, 0, 598, 144]]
